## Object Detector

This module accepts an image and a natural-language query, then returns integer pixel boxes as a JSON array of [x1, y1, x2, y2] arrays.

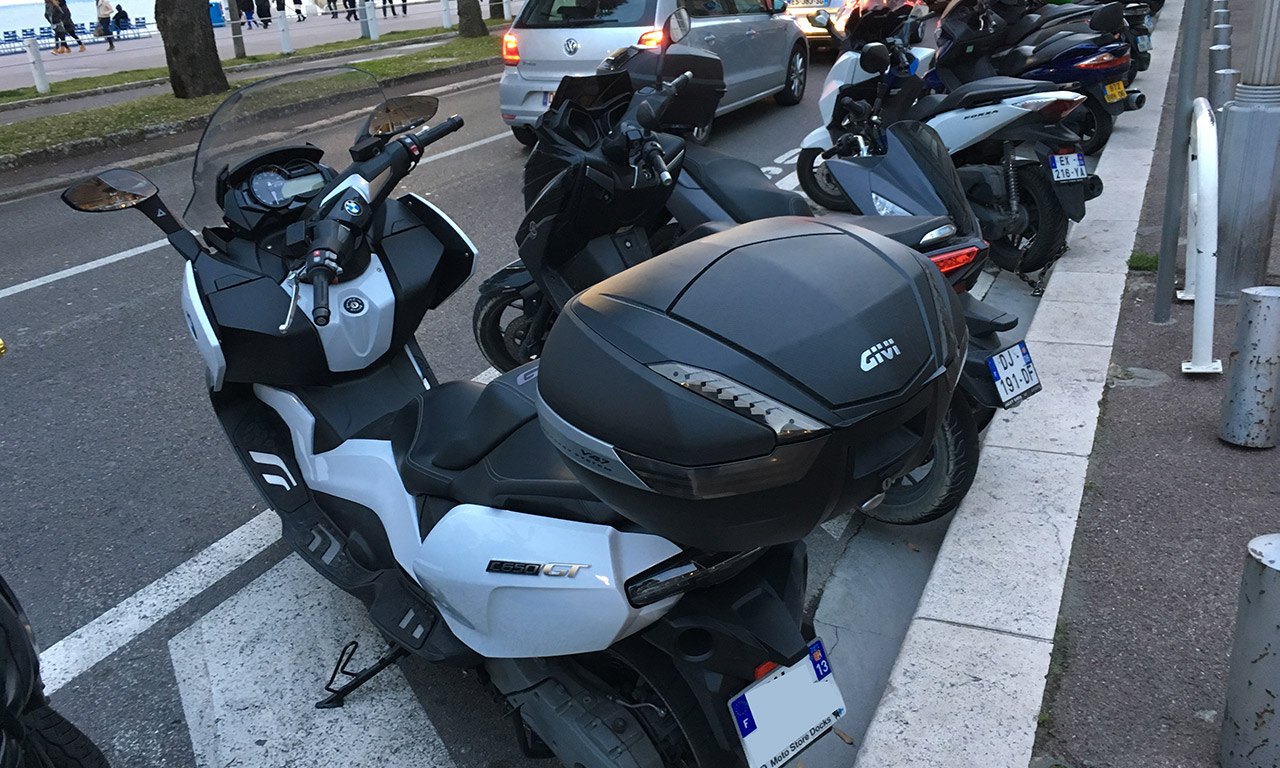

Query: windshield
[[187, 66, 385, 231], [884, 121, 979, 236], [516, 0, 656, 28]]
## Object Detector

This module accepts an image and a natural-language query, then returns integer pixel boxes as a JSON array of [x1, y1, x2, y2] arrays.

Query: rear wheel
[[797, 147, 852, 211], [1065, 97, 1113, 155], [472, 289, 549, 373], [774, 44, 808, 106], [866, 397, 981, 525], [988, 164, 1069, 273], [20, 705, 110, 768], [511, 125, 537, 147]]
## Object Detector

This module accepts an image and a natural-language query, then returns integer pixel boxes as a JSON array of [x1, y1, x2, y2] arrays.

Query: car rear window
[[516, 0, 657, 28]]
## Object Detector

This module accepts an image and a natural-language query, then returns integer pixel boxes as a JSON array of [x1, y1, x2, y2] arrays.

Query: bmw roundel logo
[[343, 199, 362, 216], [343, 297, 366, 315], [564, 38, 579, 55]]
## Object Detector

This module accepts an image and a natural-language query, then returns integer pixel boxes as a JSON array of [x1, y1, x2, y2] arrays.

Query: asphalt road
[[0, 62, 846, 767]]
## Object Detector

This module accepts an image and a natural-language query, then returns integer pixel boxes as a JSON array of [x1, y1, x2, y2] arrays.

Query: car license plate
[[1049, 151, 1087, 182], [541, 91, 555, 106], [1136, 33, 1151, 52], [988, 342, 1041, 405], [1104, 80, 1127, 103], [729, 639, 846, 768], [789, 0, 829, 6]]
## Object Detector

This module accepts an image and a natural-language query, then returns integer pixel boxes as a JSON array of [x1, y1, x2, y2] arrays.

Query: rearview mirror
[[61, 169, 158, 213], [366, 95, 441, 137], [859, 42, 891, 74], [1088, 1, 1124, 32], [663, 7, 691, 45], [809, 9, 831, 27]]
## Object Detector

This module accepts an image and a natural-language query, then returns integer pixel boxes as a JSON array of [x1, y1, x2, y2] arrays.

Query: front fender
[[802, 125, 832, 150], [477, 259, 533, 297]]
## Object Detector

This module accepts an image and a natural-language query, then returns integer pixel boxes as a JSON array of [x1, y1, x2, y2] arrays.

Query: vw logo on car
[[564, 38, 579, 55]]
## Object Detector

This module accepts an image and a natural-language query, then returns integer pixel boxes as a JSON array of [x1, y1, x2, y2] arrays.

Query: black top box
[[536, 217, 966, 552]]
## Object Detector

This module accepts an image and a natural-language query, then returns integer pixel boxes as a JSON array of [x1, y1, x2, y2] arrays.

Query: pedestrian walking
[[56, 0, 86, 51], [238, 0, 256, 28], [400, 0, 407, 13], [112, 3, 129, 31], [343, 0, 357, 20], [326, 0, 337, 17], [255, 0, 273, 28], [292, 0, 306, 21], [44, 0, 70, 53], [96, 0, 115, 49], [381, 0, 396, 16]]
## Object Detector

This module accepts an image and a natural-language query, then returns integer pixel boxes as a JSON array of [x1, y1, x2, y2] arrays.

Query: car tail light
[[1075, 50, 1130, 70], [637, 29, 663, 47], [502, 32, 519, 65], [1013, 93, 1086, 121], [929, 245, 979, 275]]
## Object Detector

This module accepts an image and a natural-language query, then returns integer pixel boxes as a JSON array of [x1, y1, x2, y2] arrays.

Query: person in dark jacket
[[56, 0, 86, 50], [255, 0, 272, 28], [112, 4, 129, 30], [343, 0, 357, 20], [238, 0, 256, 28], [292, 0, 306, 20]]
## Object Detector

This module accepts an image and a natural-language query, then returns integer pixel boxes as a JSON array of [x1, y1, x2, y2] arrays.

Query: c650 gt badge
[[487, 559, 590, 577]]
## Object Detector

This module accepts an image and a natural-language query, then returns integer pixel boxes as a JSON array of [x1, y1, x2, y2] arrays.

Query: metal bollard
[[1210, 44, 1232, 79], [1219, 287, 1280, 446], [1213, 7, 1230, 27], [1210, 0, 1227, 29], [1214, 23, 1233, 47], [502, 0, 511, 18], [278, 4, 294, 55], [1216, 86, 1280, 298], [1221, 534, 1280, 767], [1211, 68, 1242, 111], [24, 38, 48, 95], [365, 0, 380, 40]]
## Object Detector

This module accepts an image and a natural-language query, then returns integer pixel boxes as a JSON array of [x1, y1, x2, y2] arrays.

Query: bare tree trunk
[[156, 0, 230, 98], [456, 0, 489, 36]]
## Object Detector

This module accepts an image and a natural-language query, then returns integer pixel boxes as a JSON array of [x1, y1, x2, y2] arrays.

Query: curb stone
[[0, 25, 507, 116], [0, 58, 502, 176], [849, 1, 1185, 765]]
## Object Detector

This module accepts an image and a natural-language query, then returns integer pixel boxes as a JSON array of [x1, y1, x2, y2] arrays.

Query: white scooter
[[798, 7, 1102, 273]]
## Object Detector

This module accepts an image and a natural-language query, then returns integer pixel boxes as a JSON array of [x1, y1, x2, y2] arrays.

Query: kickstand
[[315, 641, 409, 709]]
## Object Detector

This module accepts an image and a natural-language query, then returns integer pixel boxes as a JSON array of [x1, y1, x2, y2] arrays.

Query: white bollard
[[502, 0, 512, 19], [1184, 98, 1223, 373], [365, 0, 380, 40], [1221, 535, 1280, 767], [1219, 286, 1280, 447], [441, 0, 453, 29], [24, 38, 49, 94], [278, 4, 294, 54]]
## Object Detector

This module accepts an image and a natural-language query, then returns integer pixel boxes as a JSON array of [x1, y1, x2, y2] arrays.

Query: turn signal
[[637, 29, 663, 47], [754, 661, 779, 680], [929, 245, 979, 275], [502, 32, 520, 65]]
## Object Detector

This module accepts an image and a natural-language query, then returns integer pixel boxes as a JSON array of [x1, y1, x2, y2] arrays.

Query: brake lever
[[279, 269, 302, 334]]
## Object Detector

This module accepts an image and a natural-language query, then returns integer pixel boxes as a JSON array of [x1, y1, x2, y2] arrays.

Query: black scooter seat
[[995, 32, 1091, 75], [682, 145, 813, 222], [391, 367, 624, 527], [905, 77, 1060, 121], [1007, 3, 1092, 40]]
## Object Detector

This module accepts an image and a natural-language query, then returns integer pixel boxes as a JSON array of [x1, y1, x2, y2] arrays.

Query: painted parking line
[[0, 239, 168, 301]]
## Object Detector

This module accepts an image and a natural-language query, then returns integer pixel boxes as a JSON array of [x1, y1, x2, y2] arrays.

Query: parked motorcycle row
[[5, 1, 1156, 766]]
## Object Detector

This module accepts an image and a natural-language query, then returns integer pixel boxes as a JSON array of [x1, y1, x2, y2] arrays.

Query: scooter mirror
[[61, 169, 158, 213], [810, 9, 831, 27], [860, 42, 891, 74], [663, 8, 691, 46], [366, 95, 441, 137]]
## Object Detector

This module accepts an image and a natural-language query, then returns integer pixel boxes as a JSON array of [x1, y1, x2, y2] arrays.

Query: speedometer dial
[[249, 166, 289, 207]]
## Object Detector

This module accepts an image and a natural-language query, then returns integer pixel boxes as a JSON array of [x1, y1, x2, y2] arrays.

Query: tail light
[[502, 32, 519, 65], [929, 245, 979, 275], [1075, 50, 1130, 70], [754, 661, 780, 680], [1013, 93, 1086, 122], [637, 29, 663, 47]]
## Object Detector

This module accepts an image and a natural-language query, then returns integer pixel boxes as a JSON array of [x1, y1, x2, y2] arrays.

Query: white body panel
[[414, 504, 683, 658], [924, 91, 1078, 154], [282, 253, 396, 373], [181, 261, 226, 392], [253, 384, 424, 574], [816, 46, 936, 127]]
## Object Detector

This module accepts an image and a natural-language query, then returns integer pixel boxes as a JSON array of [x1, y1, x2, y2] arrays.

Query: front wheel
[[19, 705, 110, 768], [472, 289, 551, 373], [987, 164, 1069, 273], [797, 147, 852, 211], [774, 44, 808, 106], [511, 125, 537, 147], [865, 398, 981, 525]]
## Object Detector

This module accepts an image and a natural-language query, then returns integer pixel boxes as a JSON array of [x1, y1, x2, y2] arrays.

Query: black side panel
[[212, 382, 311, 513], [289, 348, 429, 453]]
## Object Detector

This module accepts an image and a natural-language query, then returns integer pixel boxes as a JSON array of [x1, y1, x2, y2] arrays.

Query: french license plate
[[790, 0, 829, 6], [541, 90, 555, 106], [1104, 80, 1127, 103], [1136, 33, 1151, 52], [1049, 151, 1087, 182], [988, 341, 1041, 405], [729, 639, 846, 768]]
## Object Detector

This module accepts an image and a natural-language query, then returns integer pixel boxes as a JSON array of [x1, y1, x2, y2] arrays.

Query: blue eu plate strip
[[731, 695, 757, 738]]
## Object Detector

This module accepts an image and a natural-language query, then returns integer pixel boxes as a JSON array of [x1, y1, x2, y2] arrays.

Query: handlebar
[[645, 144, 672, 186]]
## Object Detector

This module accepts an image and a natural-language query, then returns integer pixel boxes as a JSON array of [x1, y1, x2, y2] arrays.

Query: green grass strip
[[0, 35, 500, 156]]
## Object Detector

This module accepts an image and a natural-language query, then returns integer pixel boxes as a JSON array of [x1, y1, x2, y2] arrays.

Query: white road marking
[[170, 555, 457, 768], [422, 132, 509, 163], [40, 509, 281, 694], [760, 165, 783, 178], [471, 366, 501, 384], [774, 148, 801, 165], [0, 239, 168, 301], [410, 71, 503, 98], [776, 170, 800, 192]]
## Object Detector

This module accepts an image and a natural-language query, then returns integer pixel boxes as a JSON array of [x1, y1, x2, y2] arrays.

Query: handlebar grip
[[647, 146, 672, 186], [312, 275, 331, 327], [410, 115, 465, 149], [670, 71, 693, 92]]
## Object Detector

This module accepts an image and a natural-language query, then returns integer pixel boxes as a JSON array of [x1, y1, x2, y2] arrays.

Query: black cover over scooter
[[536, 217, 966, 551]]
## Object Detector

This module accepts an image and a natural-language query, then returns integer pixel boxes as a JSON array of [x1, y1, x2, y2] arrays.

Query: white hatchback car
[[499, 0, 810, 145]]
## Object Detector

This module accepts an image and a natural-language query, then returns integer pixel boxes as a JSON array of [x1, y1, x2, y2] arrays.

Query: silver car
[[499, 0, 809, 145]]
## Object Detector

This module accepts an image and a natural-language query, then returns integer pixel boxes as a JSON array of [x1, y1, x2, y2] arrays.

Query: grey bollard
[[1210, 0, 1227, 28], [278, 3, 294, 55], [1221, 534, 1280, 767], [1210, 44, 1232, 78], [1213, 7, 1230, 27], [1214, 23, 1233, 47], [364, 0, 380, 40], [1216, 87, 1280, 299], [24, 38, 48, 95], [1211, 68, 1242, 110], [1219, 286, 1280, 447]]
